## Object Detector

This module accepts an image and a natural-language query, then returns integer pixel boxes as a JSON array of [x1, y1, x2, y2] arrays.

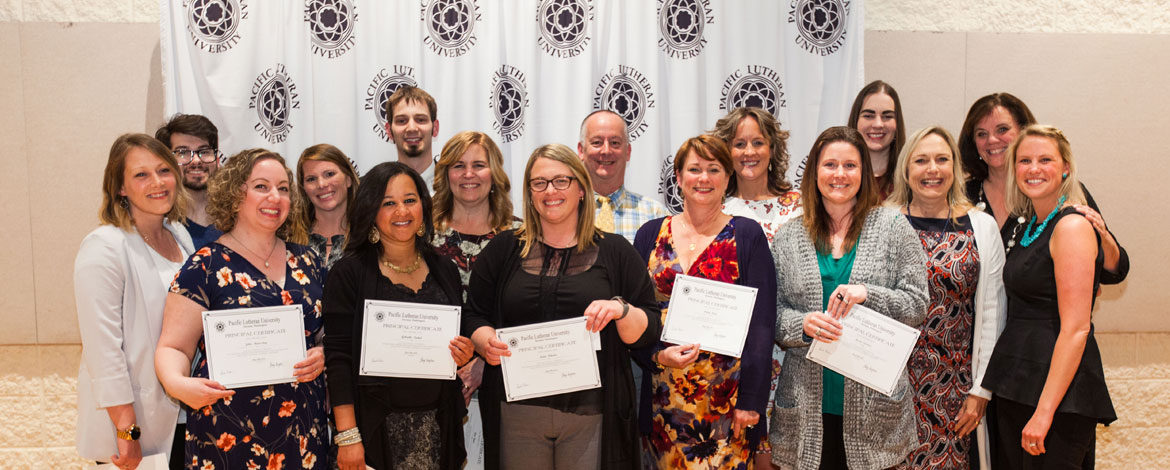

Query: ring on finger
[[816, 327, 823, 337], [836, 293, 844, 301]]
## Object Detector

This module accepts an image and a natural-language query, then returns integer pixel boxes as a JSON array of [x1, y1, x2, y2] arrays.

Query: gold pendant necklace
[[228, 232, 278, 268], [381, 253, 422, 273]]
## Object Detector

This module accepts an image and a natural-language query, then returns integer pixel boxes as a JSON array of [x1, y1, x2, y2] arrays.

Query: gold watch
[[116, 424, 141, 441]]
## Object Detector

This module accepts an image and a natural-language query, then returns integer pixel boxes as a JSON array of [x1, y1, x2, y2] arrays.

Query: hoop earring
[[369, 227, 380, 244], [416, 226, 425, 237]]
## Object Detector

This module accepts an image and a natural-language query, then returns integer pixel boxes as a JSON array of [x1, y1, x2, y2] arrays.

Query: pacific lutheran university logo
[[364, 66, 419, 142], [185, 0, 248, 53], [658, 0, 713, 59], [422, 0, 481, 57], [490, 66, 529, 143], [790, 0, 850, 56], [659, 153, 684, 214], [305, 0, 357, 58], [593, 66, 656, 142], [248, 64, 300, 144], [721, 65, 786, 117], [537, 0, 593, 58]]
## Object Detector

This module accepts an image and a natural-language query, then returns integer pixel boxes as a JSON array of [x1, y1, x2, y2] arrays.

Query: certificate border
[[496, 317, 602, 402], [660, 274, 758, 358], [805, 304, 921, 396], [359, 299, 461, 380], [201, 305, 306, 389]]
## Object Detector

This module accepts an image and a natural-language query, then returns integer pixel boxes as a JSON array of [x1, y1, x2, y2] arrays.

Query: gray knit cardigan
[[768, 206, 928, 470]]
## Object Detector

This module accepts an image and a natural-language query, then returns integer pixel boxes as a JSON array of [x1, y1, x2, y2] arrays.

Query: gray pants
[[499, 402, 602, 470]]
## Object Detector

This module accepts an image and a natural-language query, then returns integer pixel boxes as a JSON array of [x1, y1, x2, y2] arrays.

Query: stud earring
[[369, 227, 380, 243], [1062, 172, 1069, 180]]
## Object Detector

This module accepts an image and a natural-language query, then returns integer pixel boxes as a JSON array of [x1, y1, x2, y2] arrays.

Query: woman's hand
[[171, 376, 235, 410], [450, 336, 475, 367], [293, 346, 325, 383], [657, 344, 701, 368], [457, 357, 485, 405], [953, 395, 988, 437], [110, 438, 142, 470], [583, 299, 625, 332], [471, 326, 510, 366], [825, 284, 867, 319], [1021, 411, 1053, 455], [336, 441, 367, 470], [803, 311, 843, 343], [1071, 204, 1108, 239], [731, 409, 760, 439]]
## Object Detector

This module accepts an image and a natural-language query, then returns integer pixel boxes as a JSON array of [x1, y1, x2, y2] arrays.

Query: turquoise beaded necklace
[[1019, 194, 1067, 248]]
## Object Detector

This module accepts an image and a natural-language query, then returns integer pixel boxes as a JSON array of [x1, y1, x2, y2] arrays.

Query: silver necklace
[[228, 232, 279, 267]]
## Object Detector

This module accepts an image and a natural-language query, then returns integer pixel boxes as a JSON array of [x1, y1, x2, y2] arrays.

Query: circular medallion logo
[[789, 0, 850, 56], [508, 338, 519, 348], [490, 65, 529, 143], [720, 65, 786, 117], [422, 0, 481, 57], [248, 64, 301, 144], [659, 153, 684, 214], [305, 0, 357, 58], [364, 66, 419, 141], [215, 321, 226, 332], [658, 0, 712, 59], [375, 312, 384, 322], [593, 66, 656, 141], [537, 0, 592, 58], [185, 0, 247, 53]]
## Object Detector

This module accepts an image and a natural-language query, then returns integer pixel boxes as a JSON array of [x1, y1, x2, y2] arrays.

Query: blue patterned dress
[[171, 242, 332, 470]]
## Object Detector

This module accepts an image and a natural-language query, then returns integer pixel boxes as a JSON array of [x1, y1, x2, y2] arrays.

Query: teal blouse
[[816, 244, 857, 416]]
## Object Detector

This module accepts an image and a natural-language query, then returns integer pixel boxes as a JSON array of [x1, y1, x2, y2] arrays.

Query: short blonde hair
[[1004, 125, 1086, 218], [207, 149, 308, 244], [432, 131, 514, 232], [886, 126, 973, 222], [516, 144, 600, 257], [99, 133, 188, 230]]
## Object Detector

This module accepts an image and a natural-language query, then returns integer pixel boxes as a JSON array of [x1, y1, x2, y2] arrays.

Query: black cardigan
[[322, 251, 468, 470], [463, 230, 662, 470]]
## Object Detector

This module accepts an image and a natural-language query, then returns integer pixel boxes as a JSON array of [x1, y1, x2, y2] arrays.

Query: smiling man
[[384, 86, 440, 194], [577, 110, 670, 243], [155, 114, 223, 248]]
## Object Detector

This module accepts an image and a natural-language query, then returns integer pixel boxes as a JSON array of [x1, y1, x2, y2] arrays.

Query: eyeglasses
[[174, 148, 218, 164], [528, 176, 577, 192]]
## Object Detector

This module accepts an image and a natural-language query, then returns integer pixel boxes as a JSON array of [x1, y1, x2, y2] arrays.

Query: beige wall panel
[[0, 23, 38, 344], [864, 31, 968, 134], [21, 22, 164, 343]]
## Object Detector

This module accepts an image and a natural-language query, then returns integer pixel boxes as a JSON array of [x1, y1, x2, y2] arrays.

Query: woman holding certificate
[[769, 126, 928, 470], [980, 125, 1115, 469], [297, 143, 359, 269], [75, 134, 192, 470], [632, 134, 777, 469], [156, 149, 332, 469], [322, 162, 475, 470], [885, 126, 1006, 470], [465, 144, 661, 470]]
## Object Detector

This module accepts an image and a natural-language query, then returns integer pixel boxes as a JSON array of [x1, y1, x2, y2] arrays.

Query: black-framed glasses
[[528, 176, 577, 192], [174, 148, 218, 164]]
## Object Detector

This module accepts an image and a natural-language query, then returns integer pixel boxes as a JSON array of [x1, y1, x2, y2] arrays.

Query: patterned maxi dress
[[644, 217, 753, 469], [904, 215, 980, 470], [171, 243, 332, 470]]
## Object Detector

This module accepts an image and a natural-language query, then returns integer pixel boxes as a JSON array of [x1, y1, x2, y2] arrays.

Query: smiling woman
[[298, 143, 359, 269], [848, 80, 907, 198]]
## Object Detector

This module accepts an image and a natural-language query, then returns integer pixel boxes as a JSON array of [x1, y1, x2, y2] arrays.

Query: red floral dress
[[171, 243, 331, 470], [644, 217, 753, 469]]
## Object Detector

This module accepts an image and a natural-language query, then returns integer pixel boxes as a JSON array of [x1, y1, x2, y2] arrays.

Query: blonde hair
[[1004, 124, 1086, 218], [886, 126, 973, 223], [207, 149, 308, 244], [516, 144, 600, 257], [432, 131, 515, 232], [99, 133, 189, 230]]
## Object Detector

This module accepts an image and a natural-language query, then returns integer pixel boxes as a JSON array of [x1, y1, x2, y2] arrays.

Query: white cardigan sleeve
[[74, 227, 136, 407], [968, 210, 1006, 399]]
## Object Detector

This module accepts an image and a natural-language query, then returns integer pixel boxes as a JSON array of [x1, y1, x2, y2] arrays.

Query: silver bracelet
[[334, 427, 362, 446]]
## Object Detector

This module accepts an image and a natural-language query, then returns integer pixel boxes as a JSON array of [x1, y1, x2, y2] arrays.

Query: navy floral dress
[[171, 242, 331, 470]]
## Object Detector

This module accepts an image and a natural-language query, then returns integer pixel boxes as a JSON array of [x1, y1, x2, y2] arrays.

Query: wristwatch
[[611, 296, 630, 320], [116, 424, 141, 441]]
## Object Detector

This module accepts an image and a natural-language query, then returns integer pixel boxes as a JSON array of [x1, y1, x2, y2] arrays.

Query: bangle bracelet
[[334, 427, 362, 446]]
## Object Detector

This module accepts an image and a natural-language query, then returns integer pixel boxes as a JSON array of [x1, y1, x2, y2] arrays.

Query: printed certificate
[[360, 300, 461, 380], [661, 274, 758, 357], [806, 304, 921, 396], [497, 317, 601, 402], [202, 305, 306, 389]]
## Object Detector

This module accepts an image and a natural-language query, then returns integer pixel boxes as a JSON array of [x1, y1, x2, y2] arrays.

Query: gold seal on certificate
[[496, 317, 601, 402], [661, 274, 758, 357], [360, 300, 461, 380], [805, 304, 921, 396], [201, 305, 307, 389]]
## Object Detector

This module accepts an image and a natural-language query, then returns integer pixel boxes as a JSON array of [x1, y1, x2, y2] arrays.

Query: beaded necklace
[[1018, 194, 1067, 248]]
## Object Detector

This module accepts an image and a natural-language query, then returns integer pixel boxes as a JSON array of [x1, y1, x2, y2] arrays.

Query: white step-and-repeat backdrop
[[161, 0, 864, 211]]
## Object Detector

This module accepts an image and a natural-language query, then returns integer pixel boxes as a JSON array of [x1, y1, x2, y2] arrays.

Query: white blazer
[[966, 209, 1007, 470], [74, 222, 194, 461]]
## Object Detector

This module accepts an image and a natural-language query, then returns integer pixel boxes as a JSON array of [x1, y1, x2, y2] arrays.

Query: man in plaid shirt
[[576, 110, 671, 243]]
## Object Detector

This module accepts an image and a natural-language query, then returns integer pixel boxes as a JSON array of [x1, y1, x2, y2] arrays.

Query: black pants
[[819, 413, 848, 470], [994, 397, 1097, 470]]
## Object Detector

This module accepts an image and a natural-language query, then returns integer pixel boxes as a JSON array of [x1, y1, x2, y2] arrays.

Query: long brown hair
[[711, 107, 793, 196], [432, 131, 514, 232], [847, 80, 906, 194], [99, 133, 189, 230], [296, 143, 359, 233], [957, 92, 1037, 183], [800, 126, 880, 254]]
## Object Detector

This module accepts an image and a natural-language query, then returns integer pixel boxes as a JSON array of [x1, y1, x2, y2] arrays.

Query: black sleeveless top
[[981, 207, 1116, 423]]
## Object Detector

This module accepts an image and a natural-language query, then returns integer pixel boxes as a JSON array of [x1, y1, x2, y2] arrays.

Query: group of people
[[75, 82, 1123, 470]]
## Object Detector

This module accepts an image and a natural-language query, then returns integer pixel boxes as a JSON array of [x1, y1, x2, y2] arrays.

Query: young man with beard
[[384, 86, 440, 194], [155, 114, 223, 248]]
